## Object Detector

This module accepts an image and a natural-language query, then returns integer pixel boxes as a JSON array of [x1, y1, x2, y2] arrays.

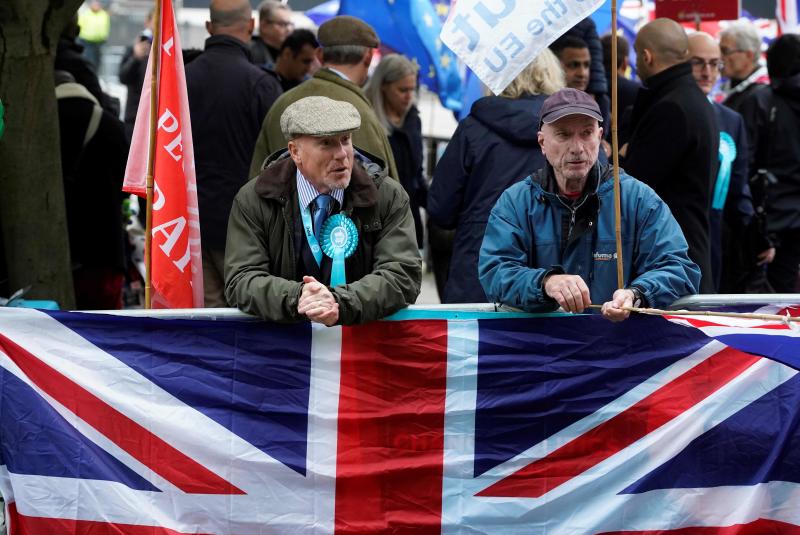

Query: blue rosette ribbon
[[713, 132, 737, 210], [320, 214, 358, 287]]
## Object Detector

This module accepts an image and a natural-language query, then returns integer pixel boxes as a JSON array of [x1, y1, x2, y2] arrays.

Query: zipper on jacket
[[558, 195, 589, 243]]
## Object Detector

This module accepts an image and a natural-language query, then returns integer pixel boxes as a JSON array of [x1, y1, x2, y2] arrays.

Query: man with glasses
[[718, 21, 769, 111], [688, 32, 774, 292], [251, 0, 294, 70]]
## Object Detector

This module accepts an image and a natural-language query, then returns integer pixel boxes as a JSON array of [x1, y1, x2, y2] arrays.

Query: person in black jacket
[[56, 15, 117, 116], [600, 32, 640, 144], [118, 9, 153, 143], [427, 50, 565, 303], [186, 0, 282, 307], [364, 54, 427, 247], [739, 34, 800, 293], [623, 18, 719, 294], [55, 71, 128, 310]]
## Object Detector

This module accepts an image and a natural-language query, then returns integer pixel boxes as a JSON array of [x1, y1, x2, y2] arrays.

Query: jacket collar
[[254, 149, 380, 208], [313, 68, 372, 107], [203, 34, 253, 61], [642, 61, 693, 92], [535, 161, 605, 202]]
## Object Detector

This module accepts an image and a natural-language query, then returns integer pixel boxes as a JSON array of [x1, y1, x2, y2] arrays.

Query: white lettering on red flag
[[123, 0, 203, 308]]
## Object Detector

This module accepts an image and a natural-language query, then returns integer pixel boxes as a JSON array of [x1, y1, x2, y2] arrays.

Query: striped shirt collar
[[296, 170, 344, 209]]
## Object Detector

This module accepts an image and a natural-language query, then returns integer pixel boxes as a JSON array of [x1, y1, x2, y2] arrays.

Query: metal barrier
[[86, 295, 800, 321], [670, 294, 800, 309]]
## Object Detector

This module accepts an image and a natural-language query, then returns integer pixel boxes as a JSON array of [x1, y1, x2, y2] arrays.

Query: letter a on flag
[[123, 0, 203, 308]]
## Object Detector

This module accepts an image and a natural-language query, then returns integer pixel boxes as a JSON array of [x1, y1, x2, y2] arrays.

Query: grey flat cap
[[280, 96, 362, 140]]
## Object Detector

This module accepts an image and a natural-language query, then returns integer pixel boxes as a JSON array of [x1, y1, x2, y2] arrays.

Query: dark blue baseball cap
[[539, 88, 603, 128]]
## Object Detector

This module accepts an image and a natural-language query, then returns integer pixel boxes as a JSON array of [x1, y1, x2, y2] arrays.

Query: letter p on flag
[[441, 0, 605, 95], [123, 0, 203, 309]]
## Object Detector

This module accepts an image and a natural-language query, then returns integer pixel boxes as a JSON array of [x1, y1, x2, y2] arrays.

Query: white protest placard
[[441, 0, 606, 95]]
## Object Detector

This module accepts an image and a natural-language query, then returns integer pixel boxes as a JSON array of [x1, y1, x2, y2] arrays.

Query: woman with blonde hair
[[428, 49, 565, 303], [364, 54, 427, 247]]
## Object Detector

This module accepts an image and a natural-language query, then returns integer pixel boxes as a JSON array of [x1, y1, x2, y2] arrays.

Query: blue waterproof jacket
[[479, 164, 700, 311]]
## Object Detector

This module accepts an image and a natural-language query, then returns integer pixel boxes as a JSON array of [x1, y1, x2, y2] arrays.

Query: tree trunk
[[0, 0, 84, 308]]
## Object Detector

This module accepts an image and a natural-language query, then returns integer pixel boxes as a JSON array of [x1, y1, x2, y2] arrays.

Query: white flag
[[441, 0, 605, 95]]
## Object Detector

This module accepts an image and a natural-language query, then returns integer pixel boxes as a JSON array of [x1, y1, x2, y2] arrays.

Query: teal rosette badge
[[320, 214, 358, 286], [713, 132, 737, 210]]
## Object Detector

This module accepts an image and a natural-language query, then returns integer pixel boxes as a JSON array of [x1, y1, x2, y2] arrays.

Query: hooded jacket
[[479, 164, 700, 311], [428, 93, 549, 303], [225, 149, 421, 325], [739, 72, 800, 232]]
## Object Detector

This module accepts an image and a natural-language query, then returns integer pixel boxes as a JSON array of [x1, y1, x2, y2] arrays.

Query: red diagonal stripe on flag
[[7, 503, 210, 535], [600, 517, 800, 534], [478, 346, 761, 498], [666, 316, 793, 330], [0, 333, 244, 495]]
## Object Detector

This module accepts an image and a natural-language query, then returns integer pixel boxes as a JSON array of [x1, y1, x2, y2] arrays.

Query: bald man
[[623, 18, 719, 294], [186, 0, 282, 307], [687, 32, 774, 292]]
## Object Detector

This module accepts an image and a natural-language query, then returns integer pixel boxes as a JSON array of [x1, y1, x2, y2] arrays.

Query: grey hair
[[258, 0, 289, 22], [364, 54, 419, 133], [499, 48, 565, 99], [720, 21, 762, 58], [210, 0, 251, 26], [322, 45, 369, 65]]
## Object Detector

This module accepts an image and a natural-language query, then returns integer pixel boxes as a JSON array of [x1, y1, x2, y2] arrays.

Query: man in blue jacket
[[479, 88, 700, 321]]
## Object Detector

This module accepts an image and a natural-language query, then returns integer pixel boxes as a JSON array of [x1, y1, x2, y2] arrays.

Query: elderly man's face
[[261, 8, 294, 48], [538, 115, 602, 196], [289, 133, 354, 193], [719, 34, 755, 80]]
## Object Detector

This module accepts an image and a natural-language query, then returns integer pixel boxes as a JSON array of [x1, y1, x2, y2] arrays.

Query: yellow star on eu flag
[[435, 3, 449, 17], [440, 53, 451, 69]]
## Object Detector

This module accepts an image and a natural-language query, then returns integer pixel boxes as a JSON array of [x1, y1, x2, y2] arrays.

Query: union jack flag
[[0, 306, 799, 533]]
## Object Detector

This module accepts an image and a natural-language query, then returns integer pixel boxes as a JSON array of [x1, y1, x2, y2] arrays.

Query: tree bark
[[0, 0, 83, 308]]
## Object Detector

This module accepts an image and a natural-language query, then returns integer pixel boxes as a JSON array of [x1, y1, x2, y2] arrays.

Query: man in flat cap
[[479, 88, 700, 321], [248, 16, 399, 182], [226, 96, 421, 325]]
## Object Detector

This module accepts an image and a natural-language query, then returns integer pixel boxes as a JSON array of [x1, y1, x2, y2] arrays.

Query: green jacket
[[225, 150, 421, 325], [248, 68, 399, 181]]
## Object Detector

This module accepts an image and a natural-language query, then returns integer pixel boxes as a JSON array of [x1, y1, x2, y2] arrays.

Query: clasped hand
[[297, 276, 339, 326], [543, 274, 635, 322]]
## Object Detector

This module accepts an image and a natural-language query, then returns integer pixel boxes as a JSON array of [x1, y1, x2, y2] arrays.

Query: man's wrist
[[626, 286, 645, 308]]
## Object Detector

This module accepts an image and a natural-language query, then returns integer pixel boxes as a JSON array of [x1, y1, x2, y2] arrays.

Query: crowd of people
[[50, 0, 800, 324]]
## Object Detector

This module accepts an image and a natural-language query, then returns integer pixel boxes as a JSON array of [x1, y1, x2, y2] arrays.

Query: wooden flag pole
[[588, 304, 800, 324], [610, 0, 624, 289], [144, 0, 163, 309]]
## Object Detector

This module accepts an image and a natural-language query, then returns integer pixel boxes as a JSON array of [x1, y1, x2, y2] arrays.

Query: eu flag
[[339, 0, 463, 111]]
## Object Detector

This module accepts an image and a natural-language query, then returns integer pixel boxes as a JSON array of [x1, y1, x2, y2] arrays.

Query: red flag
[[123, 0, 203, 308]]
